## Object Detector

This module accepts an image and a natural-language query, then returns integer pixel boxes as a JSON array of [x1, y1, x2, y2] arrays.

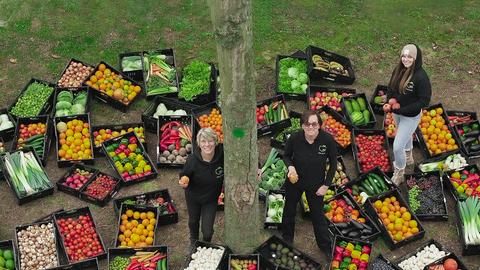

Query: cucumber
[[366, 177, 380, 195], [368, 175, 383, 193], [371, 173, 388, 191], [358, 186, 368, 194], [359, 181, 374, 196], [25, 134, 45, 143]]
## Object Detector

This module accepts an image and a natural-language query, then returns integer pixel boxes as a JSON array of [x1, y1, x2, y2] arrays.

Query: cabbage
[[290, 80, 300, 90], [297, 73, 308, 84], [287, 67, 298, 78], [71, 104, 85, 115]]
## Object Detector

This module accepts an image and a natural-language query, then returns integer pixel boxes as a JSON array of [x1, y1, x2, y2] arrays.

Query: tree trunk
[[208, 0, 260, 253]]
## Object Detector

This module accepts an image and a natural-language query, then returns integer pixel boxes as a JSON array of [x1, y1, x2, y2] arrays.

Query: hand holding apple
[[383, 103, 392, 113]]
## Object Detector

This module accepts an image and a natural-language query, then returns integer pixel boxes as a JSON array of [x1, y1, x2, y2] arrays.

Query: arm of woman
[[179, 155, 195, 187], [283, 133, 297, 178]]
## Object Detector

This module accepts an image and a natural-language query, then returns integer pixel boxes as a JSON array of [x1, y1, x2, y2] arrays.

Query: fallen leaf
[[50, 54, 61, 59], [9, 58, 17, 64], [468, 70, 474, 75], [432, 42, 438, 50]]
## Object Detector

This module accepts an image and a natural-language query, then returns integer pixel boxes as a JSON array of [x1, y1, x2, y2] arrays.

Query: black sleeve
[[386, 86, 398, 101], [283, 132, 295, 168], [324, 136, 338, 186], [180, 155, 195, 178], [395, 75, 431, 115]]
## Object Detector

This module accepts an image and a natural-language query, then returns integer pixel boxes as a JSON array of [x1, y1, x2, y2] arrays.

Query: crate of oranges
[[194, 102, 223, 143], [54, 114, 95, 168], [116, 204, 159, 248], [416, 104, 461, 158], [365, 189, 425, 249], [84, 61, 142, 112]]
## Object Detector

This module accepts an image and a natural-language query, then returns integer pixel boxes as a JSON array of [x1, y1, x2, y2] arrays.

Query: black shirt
[[283, 130, 337, 190], [180, 145, 224, 204]]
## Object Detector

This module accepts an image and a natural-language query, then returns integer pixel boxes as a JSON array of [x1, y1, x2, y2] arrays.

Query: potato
[[168, 144, 175, 151], [162, 150, 170, 157], [179, 148, 187, 156], [160, 156, 167, 163], [172, 149, 179, 156], [185, 144, 193, 152], [167, 154, 176, 161]]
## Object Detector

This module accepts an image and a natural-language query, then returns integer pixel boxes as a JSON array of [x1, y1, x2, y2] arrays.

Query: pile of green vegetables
[[458, 196, 480, 245], [274, 117, 301, 143], [121, 55, 142, 72], [259, 148, 287, 196], [144, 53, 178, 96], [55, 90, 87, 117], [179, 60, 211, 101], [10, 82, 54, 118], [266, 193, 285, 223], [278, 57, 308, 94]]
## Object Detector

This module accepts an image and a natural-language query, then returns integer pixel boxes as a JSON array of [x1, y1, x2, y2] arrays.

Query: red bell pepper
[[351, 258, 360, 266], [335, 246, 344, 254], [361, 245, 371, 254], [343, 249, 352, 257]]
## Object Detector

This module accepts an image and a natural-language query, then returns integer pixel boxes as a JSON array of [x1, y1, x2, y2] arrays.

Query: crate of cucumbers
[[11, 115, 52, 166], [256, 95, 290, 137]]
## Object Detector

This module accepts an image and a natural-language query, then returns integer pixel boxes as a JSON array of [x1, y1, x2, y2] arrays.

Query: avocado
[[281, 247, 289, 254], [269, 243, 277, 251]]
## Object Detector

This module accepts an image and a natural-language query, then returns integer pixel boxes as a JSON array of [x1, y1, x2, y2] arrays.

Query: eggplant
[[340, 227, 355, 235], [361, 222, 373, 231], [463, 137, 477, 145], [464, 130, 480, 137], [350, 219, 365, 230], [361, 228, 373, 235], [347, 230, 360, 238], [335, 222, 349, 229], [469, 143, 480, 152]]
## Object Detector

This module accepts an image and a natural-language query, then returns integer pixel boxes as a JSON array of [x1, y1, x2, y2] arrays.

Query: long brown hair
[[388, 59, 416, 94]]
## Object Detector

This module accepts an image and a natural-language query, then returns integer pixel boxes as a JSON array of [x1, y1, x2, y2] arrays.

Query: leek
[[459, 197, 480, 245]]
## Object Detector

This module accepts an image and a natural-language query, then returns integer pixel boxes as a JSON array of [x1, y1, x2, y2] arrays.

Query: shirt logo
[[318, 145, 327, 155], [215, 166, 224, 178], [406, 81, 414, 92]]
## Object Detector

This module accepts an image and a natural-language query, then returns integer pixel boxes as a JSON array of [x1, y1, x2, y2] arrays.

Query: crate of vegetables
[[352, 129, 393, 175], [368, 254, 398, 270], [270, 111, 302, 150], [57, 58, 95, 88], [300, 185, 337, 218], [0, 108, 16, 141], [258, 148, 287, 200], [83, 61, 143, 112], [157, 116, 193, 167], [275, 50, 310, 100], [15, 220, 62, 270], [423, 253, 469, 270], [48, 258, 99, 270], [142, 96, 197, 133], [454, 197, 480, 256], [184, 240, 230, 270], [11, 115, 51, 166], [108, 246, 168, 270], [228, 254, 259, 270], [393, 239, 450, 270], [0, 149, 54, 205], [305, 45, 356, 85], [255, 235, 322, 270], [217, 186, 225, 211], [52, 86, 92, 118], [115, 204, 160, 248], [193, 102, 223, 143], [307, 85, 356, 117], [8, 78, 56, 121], [56, 163, 98, 197], [416, 104, 462, 158], [102, 131, 157, 185], [404, 171, 448, 220], [53, 207, 107, 263], [447, 110, 478, 127], [178, 60, 217, 106], [256, 95, 290, 137], [415, 150, 469, 176], [329, 235, 373, 270], [319, 106, 353, 154], [364, 189, 425, 250], [143, 48, 180, 98], [0, 239, 17, 270], [113, 188, 178, 226], [79, 172, 122, 207], [444, 164, 480, 201], [92, 122, 146, 156], [118, 51, 145, 85], [342, 93, 377, 128], [53, 113, 95, 167], [341, 166, 395, 206], [454, 120, 480, 158], [369, 85, 389, 115], [324, 191, 381, 241], [264, 190, 285, 230]]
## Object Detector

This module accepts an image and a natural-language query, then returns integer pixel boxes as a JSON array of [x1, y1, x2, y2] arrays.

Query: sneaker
[[406, 150, 414, 166], [391, 166, 405, 186]]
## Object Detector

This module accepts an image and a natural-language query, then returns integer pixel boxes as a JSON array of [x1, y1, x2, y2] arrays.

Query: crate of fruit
[[118, 51, 145, 85], [319, 105, 354, 154], [352, 129, 393, 176], [83, 61, 143, 112], [454, 198, 480, 256], [48, 258, 99, 270], [364, 189, 425, 250], [56, 163, 98, 197], [454, 119, 480, 158], [393, 239, 450, 270], [275, 50, 310, 101], [108, 246, 168, 270], [184, 240, 230, 270], [328, 235, 373, 270], [404, 171, 448, 220], [305, 45, 356, 85], [53, 113, 95, 167], [341, 166, 395, 206], [415, 150, 469, 176], [8, 78, 56, 121], [0, 239, 17, 270], [11, 115, 51, 166], [307, 85, 356, 117], [115, 204, 160, 248], [143, 48, 180, 99], [0, 108, 16, 141], [270, 111, 302, 150], [423, 252, 468, 270], [51, 86, 92, 118], [217, 185, 225, 211], [92, 122, 146, 156], [264, 190, 285, 230], [257, 95, 290, 137], [447, 110, 478, 127], [157, 115, 193, 168], [300, 185, 337, 218], [383, 112, 419, 144], [444, 164, 480, 201], [113, 188, 178, 226], [255, 235, 322, 270], [0, 148, 54, 205], [368, 254, 398, 270], [193, 102, 223, 143], [53, 207, 107, 263], [258, 148, 287, 200], [369, 85, 389, 115], [178, 60, 217, 106], [102, 131, 157, 186], [57, 58, 95, 88], [228, 254, 260, 270], [15, 220, 62, 270], [416, 104, 462, 158], [342, 93, 377, 128], [142, 96, 198, 133], [79, 172, 122, 207], [324, 191, 381, 241]]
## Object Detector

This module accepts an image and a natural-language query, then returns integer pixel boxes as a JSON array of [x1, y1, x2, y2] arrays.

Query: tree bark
[[208, 0, 260, 253]]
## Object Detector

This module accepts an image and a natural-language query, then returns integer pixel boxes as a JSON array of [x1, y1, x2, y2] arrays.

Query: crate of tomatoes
[[352, 129, 393, 176]]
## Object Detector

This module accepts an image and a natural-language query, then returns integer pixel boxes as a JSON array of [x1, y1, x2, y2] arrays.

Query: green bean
[[10, 82, 54, 117]]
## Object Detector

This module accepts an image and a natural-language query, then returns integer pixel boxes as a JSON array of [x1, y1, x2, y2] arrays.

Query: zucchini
[[469, 143, 480, 152], [370, 175, 385, 193], [365, 177, 380, 195], [25, 134, 45, 143], [359, 181, 374, 196]]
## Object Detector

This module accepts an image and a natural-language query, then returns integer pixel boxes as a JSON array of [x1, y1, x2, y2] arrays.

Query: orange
[[399, 207, 407, 213], [147, 211, 155, 219], [140, 212, 147, 220], [402, 212, 412, 222], [149, 218, 156, 225], [99, 63, 106, 71], [411, 227, 419, 234], [448, 139, 456, 145], [145, 237, 154, 245], [409, 220, 418, 228], [380, 206, 389, 214], [436, 107, 443, 115], [124, 230, 132, 238], [121, 214, 128, 220]]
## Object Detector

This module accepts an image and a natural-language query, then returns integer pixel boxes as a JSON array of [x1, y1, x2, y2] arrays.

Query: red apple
[[392, 103, 401, 110], [385, 118, 392, 125], [388, 98, 397, 105], [383, 103, 391, 112], [315, 92, 322, 98]]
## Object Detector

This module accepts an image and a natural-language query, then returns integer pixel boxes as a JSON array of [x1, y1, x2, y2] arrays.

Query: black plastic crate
[[47, 258, 99, 270], [447, 110, 478, 127], [305, 45, 355, 85], [368, 254, 398, 270], [364, 189, 425, 250], [112, 188, 178, 226], [422, 252, 469, 270], [178, 62, 218, 106], [142, 95, 198, 133], [0, 148, 54, 205], [115, 204, 160, 247], [352, 129, 394, 176], [53, 113, 95, 168], [79, 172, 122, 207], [275, 50, 309, 101], [184, 240, 231, 270], [91, 122, 147, 156], [107, 246, 168, 270], [157, 115, 194, 168], [56, 163, 99, 198], [255, 235, 322, 270], [11, 115, 52, 166], [443, 164, 479, 201], [328, 235, 373, 270], [82, 61, 144, 113], [264, 190, 285, 230], [228, 254, 260, 270], [393, 239, 450, 269], [143, 48, 180, 99], [118, 51, 145, 85], [414, 149, 469, 175], [34, 208, 66, 223], [369, 85, 389, 115], [0, 239, 17, 270], [0, 108, 16, 142], [57, 58, 95, 88], [192, 101, 223, 144], [8, 78, 56, 121], [454, 120, 480, 159], [318, 105, 354, 154], [341, 93, 377, 128], [53, 207, 107, 264], [102, 131, 158, 186], [269, 111, 302, 150], [455, 199, 480, 256], [404, 171, 448, 220], [307, 85, 356, 117], [257, 95, 291, 137], [51, 86, 92, 118]]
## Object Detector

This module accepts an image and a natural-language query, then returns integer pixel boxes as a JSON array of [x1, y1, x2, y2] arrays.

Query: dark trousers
[[185, 194, 218, 243], [282, 183, 332, 254]]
